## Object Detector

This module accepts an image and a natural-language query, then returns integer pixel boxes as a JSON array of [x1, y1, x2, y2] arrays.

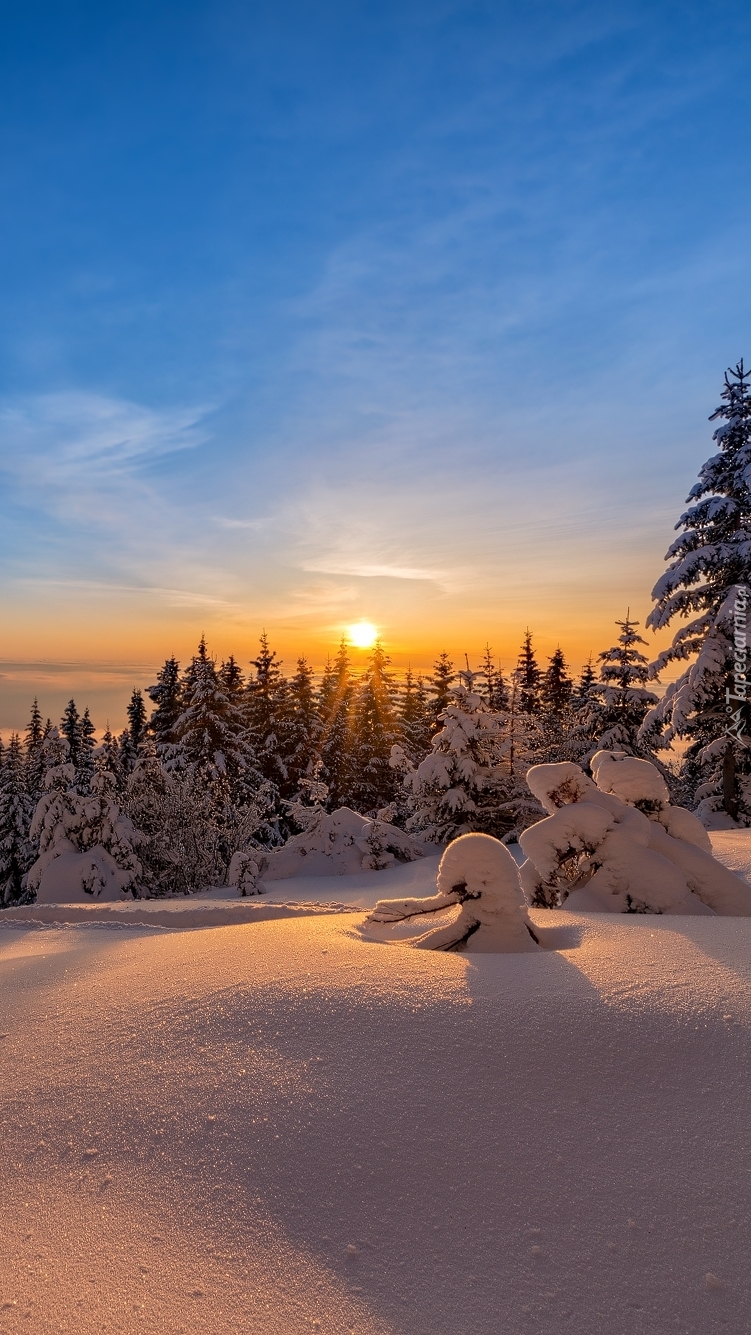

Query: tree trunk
[[723, 741, 738, 820]]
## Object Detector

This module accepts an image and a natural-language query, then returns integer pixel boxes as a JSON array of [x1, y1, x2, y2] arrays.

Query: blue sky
[[1, 0, 750, 728]]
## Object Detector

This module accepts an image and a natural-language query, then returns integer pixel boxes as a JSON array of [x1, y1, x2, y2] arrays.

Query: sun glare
[[347, 620, 378, 649]]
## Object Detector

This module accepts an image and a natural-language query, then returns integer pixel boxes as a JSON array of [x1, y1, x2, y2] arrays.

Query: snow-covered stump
[[520, 755, 751, 916], [367, 832, 540, 952]]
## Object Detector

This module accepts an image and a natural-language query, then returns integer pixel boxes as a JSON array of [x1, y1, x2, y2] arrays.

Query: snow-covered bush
[[262, 806, 424, 880], [227, 850, 266, 895], [28, 763, 142, 903], [367, 832, 540, 951], [519, 754, 751, 915]]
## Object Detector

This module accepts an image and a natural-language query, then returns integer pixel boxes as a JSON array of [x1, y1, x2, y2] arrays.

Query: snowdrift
[[260, 807, 424, 880], [521, 752, 751, 915]]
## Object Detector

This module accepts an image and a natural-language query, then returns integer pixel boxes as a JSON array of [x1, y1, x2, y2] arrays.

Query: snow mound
[[262, 807, 424, 880], [520, 755, 751, 916], [366, 832, 539, 951], [34, 844, 134, 903], [590, 749, 669, 807], [526, 760, 602, 814]]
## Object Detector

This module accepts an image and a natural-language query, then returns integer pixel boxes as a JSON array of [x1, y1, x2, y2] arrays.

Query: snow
[[262, 807, 425, 879], [365, 833, 539, 951], [520, 757, 751, 916], [1, 854, 442, 927], [2, 900, 751, 1333]]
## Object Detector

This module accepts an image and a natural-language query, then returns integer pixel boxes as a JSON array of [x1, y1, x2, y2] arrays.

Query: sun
[[347, 620, 378, 649]]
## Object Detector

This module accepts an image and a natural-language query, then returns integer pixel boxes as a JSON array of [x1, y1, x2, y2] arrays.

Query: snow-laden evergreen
[[0, 734, 35, 905], [318, 641, 353, 810], [173, 636, 259, 802], [400, 679, 533, 841], [345, 642, 400, 814], [574, 614, 658, 756], [643, 362, 751, 821], [519, 754, 751, 915]]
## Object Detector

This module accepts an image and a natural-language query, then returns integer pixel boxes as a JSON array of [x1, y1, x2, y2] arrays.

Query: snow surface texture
[[521, 753, 751, 916], [1, 856, 442, 927], [366, 833, 539, 952], [2, 906, 751, 1334]]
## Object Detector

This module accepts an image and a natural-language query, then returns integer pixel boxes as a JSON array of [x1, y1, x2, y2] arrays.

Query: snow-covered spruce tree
[[345, 642, 400, 814], [0, 734, 35, 906], [428, 651, 456, 734], [219, 654, 245, 700], [642, 361, 751, 822], [541, 648, 573, 715], [26, 729, 80, 894], [515, 631, 542, 714], [318, 640, 354, 810], [575, 657, 597, 701], [481, 645, 510, 712], [175, 637, 260, 805], [74, 765, 142, 896], [574, 614, 658, 758], [119, 688, 148, 775], [23, 698, 46, 806], [60, 699, 81, 768], [398, 667, 433, 765], [285, 657, 323, 798], [245, 633, 293, 798], [147, 656, 183, 768], [75, 706, 97, 794], [98, 726, 123, 790], [405, 678, 522, 842], [537, 648, 577, 764]]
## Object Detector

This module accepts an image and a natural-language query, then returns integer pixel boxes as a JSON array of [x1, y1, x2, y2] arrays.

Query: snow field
[[1, 908, 751, 1334]]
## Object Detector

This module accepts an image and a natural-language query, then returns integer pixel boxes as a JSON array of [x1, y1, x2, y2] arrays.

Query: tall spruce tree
[[174, 637, 258, 802], [245, 633, 293, 793], [0, 734, 35, 906], [644, 360, 751, 820], [75, 707, 97, 794], [60, 699, 81, 767], [318, 641, 353, 810], [541, 648, 572, 715], [480, 645, 510, 711], [24, 698, 46, 805], [428, 652, 456, 733], [577, 614, 658, 756], [515, 631, 541, 714], [286, 657, 322, 797], [399, 667, 433, 764], [147, 656, 183, 764], [345, 642, 400, 813]]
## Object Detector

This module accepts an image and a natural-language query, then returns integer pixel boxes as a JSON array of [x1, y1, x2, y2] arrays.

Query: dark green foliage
[[345, 643, 400, 814], [286, 657, 323, 797], [60, 699, 81, 767], [428, 652, 456, 733], [0, 734, 35, 906], [541, 648, 572, 715], [318, 641, 353, 810], [399, 667, 433, 763], [515, 631, 541, 714], [24, 699, 46, 804], [147, 657, 183, 757]]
